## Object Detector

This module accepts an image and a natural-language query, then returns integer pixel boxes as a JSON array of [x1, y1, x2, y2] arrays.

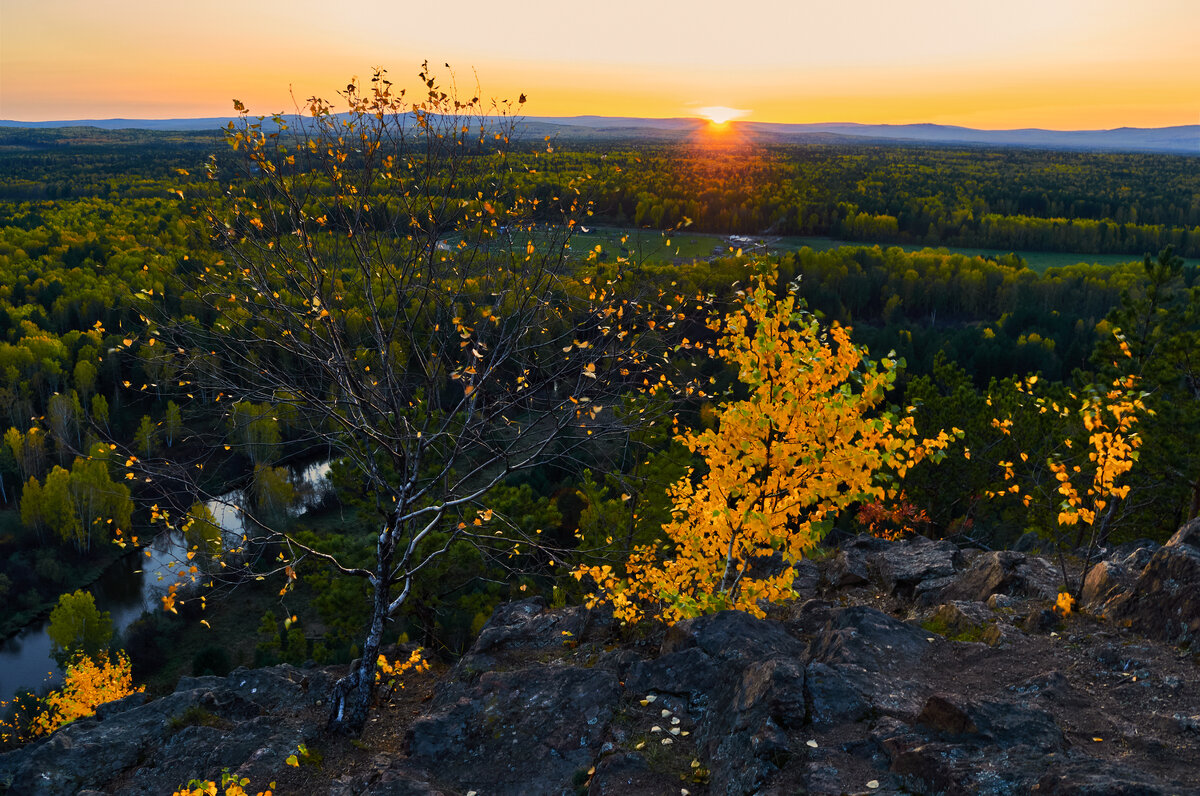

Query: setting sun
[[698, 106, 750, 125]]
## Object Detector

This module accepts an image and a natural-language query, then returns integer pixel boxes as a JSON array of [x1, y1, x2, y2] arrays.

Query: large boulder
[[871, 535, 960, 596], [461, 597, 593, 669], [328, 758, 448, 796], [805, 661, 871, 727], [811, 605, 932, 673], [1080, 559, 1134, 612], [939, 550, 1059, 603], [1035, 759, 1197, 795], [1111, 521, 1200, 647], [809, 606, 935, 721], [586, 752, 665, 795], [1166, 517, 1200, 551], [825, 547, 871, 587], [824, 534, 890, 588]]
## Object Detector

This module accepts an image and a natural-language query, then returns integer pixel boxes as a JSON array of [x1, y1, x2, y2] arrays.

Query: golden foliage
[[1046, 375, 1145, 531], [577, 274, 952, 624], [375, 648, 431, 683], [1, 651, 143, 744], [173, 770, 274, 796]]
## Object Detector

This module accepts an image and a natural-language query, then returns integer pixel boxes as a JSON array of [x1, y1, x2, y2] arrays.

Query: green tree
[[47, 589, 113, 664], [285, 626, 307, 664], [42, 466, 80, 548], [73, 360, 96, 400], [133, 415, 157, 458], [46, 392, 82, 459], [89, 395, 109, 434], [1094, 246, 1200, 532], [255, 610, 282, 665], [3, 428, 22, 482], [163, 400, 182, 448], [19, 476, 45, 537], [0, 439, 17, 505], [229, 403, 281, 465], [66, 447, 132, 553]]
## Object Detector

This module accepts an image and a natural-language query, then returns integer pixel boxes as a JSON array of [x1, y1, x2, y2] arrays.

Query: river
[[0, 460, 331, 705]]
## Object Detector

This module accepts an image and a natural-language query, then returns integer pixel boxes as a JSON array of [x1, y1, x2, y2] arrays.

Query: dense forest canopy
[[0, 122, 1196, 739]]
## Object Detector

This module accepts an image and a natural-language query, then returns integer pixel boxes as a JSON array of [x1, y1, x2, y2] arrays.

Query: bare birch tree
[[144, 65, 674, 733]]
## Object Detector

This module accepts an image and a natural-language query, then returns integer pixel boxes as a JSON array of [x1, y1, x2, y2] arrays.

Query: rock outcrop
[[0, 666, 326, 796], [1111, 517, 1200, 647], [4, 521, 1199, 795]]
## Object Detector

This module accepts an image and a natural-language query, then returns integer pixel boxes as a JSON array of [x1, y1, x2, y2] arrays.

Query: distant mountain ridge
[[1, 115, 1196, 153]]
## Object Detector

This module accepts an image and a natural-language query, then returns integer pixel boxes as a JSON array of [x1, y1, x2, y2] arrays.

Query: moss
[[166, 705, 228, 735], [921, 616, 989, 644]]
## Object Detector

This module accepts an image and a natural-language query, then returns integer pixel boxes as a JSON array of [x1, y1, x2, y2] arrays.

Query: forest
[[0, 91, 1197, 743]]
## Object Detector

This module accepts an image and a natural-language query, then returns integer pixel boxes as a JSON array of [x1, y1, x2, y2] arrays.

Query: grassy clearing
[[570, 225, 1185, 275], [772, 236, 1175, 274]]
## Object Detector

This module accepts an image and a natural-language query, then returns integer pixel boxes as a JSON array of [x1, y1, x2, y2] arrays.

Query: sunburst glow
[[698, 106, 750, 125]]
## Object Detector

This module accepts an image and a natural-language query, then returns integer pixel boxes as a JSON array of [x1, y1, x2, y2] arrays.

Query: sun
[[697, 106, 749, 125]]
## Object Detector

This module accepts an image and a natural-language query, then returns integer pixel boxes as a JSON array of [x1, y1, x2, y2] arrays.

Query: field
[[574, 225, 1188, 274]]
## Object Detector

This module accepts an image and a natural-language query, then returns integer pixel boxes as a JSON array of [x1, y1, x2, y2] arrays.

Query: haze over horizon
[[2, 0, 1198, 130]]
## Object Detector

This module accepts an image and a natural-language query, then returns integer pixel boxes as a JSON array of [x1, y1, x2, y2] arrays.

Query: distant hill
[[0, 117, 241, 131], [520, 117, 1199, 153], [1, 115, 1196, 154], [748, 121, 1200, 153]]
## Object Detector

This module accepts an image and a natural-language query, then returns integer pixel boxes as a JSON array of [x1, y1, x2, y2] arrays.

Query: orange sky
[[2, 0, 1198, 128]]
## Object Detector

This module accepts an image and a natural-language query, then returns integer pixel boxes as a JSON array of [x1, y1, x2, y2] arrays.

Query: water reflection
[[0, 460, 331, 704]]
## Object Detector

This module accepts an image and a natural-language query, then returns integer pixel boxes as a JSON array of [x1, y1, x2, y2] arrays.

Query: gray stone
[[825, 547, 870, 587], [1112, 539, 1200, 647], [871, 535, 959, 596], [329, 760, 448, 796], [917, 693, 978, 735], [791, 557, 820, 595], [465, 597, 591, 661], [805, 661, 870, 727], [812, 606, 932, 672], [1122, 546, 1158, 572], [929, 600, 993, 636], [1081, 559, 1132, 611], [587, 752, 670, 795], [661, 609, 807, 665], [986, 593, 1020, 610], [939, 550, 1060, 603], [1035, 759, 1197, 795], [406, 665, 619, 796], [1166, 517, 1200, 551]]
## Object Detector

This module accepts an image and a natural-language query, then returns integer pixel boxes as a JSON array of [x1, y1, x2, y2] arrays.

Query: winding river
[[0, 461, 331, 705]]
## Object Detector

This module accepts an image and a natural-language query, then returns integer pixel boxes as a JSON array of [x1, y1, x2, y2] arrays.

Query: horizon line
[[2, 115, 1198, 135]]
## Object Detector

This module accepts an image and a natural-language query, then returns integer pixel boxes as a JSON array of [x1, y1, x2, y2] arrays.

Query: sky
[[2, 0, 1199, 129]]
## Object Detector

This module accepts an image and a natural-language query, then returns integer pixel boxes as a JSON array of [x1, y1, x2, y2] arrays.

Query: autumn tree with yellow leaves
[[984, 347, 1149, 599], [1, 652, 142, 746], [577, 274, 955, 624]]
